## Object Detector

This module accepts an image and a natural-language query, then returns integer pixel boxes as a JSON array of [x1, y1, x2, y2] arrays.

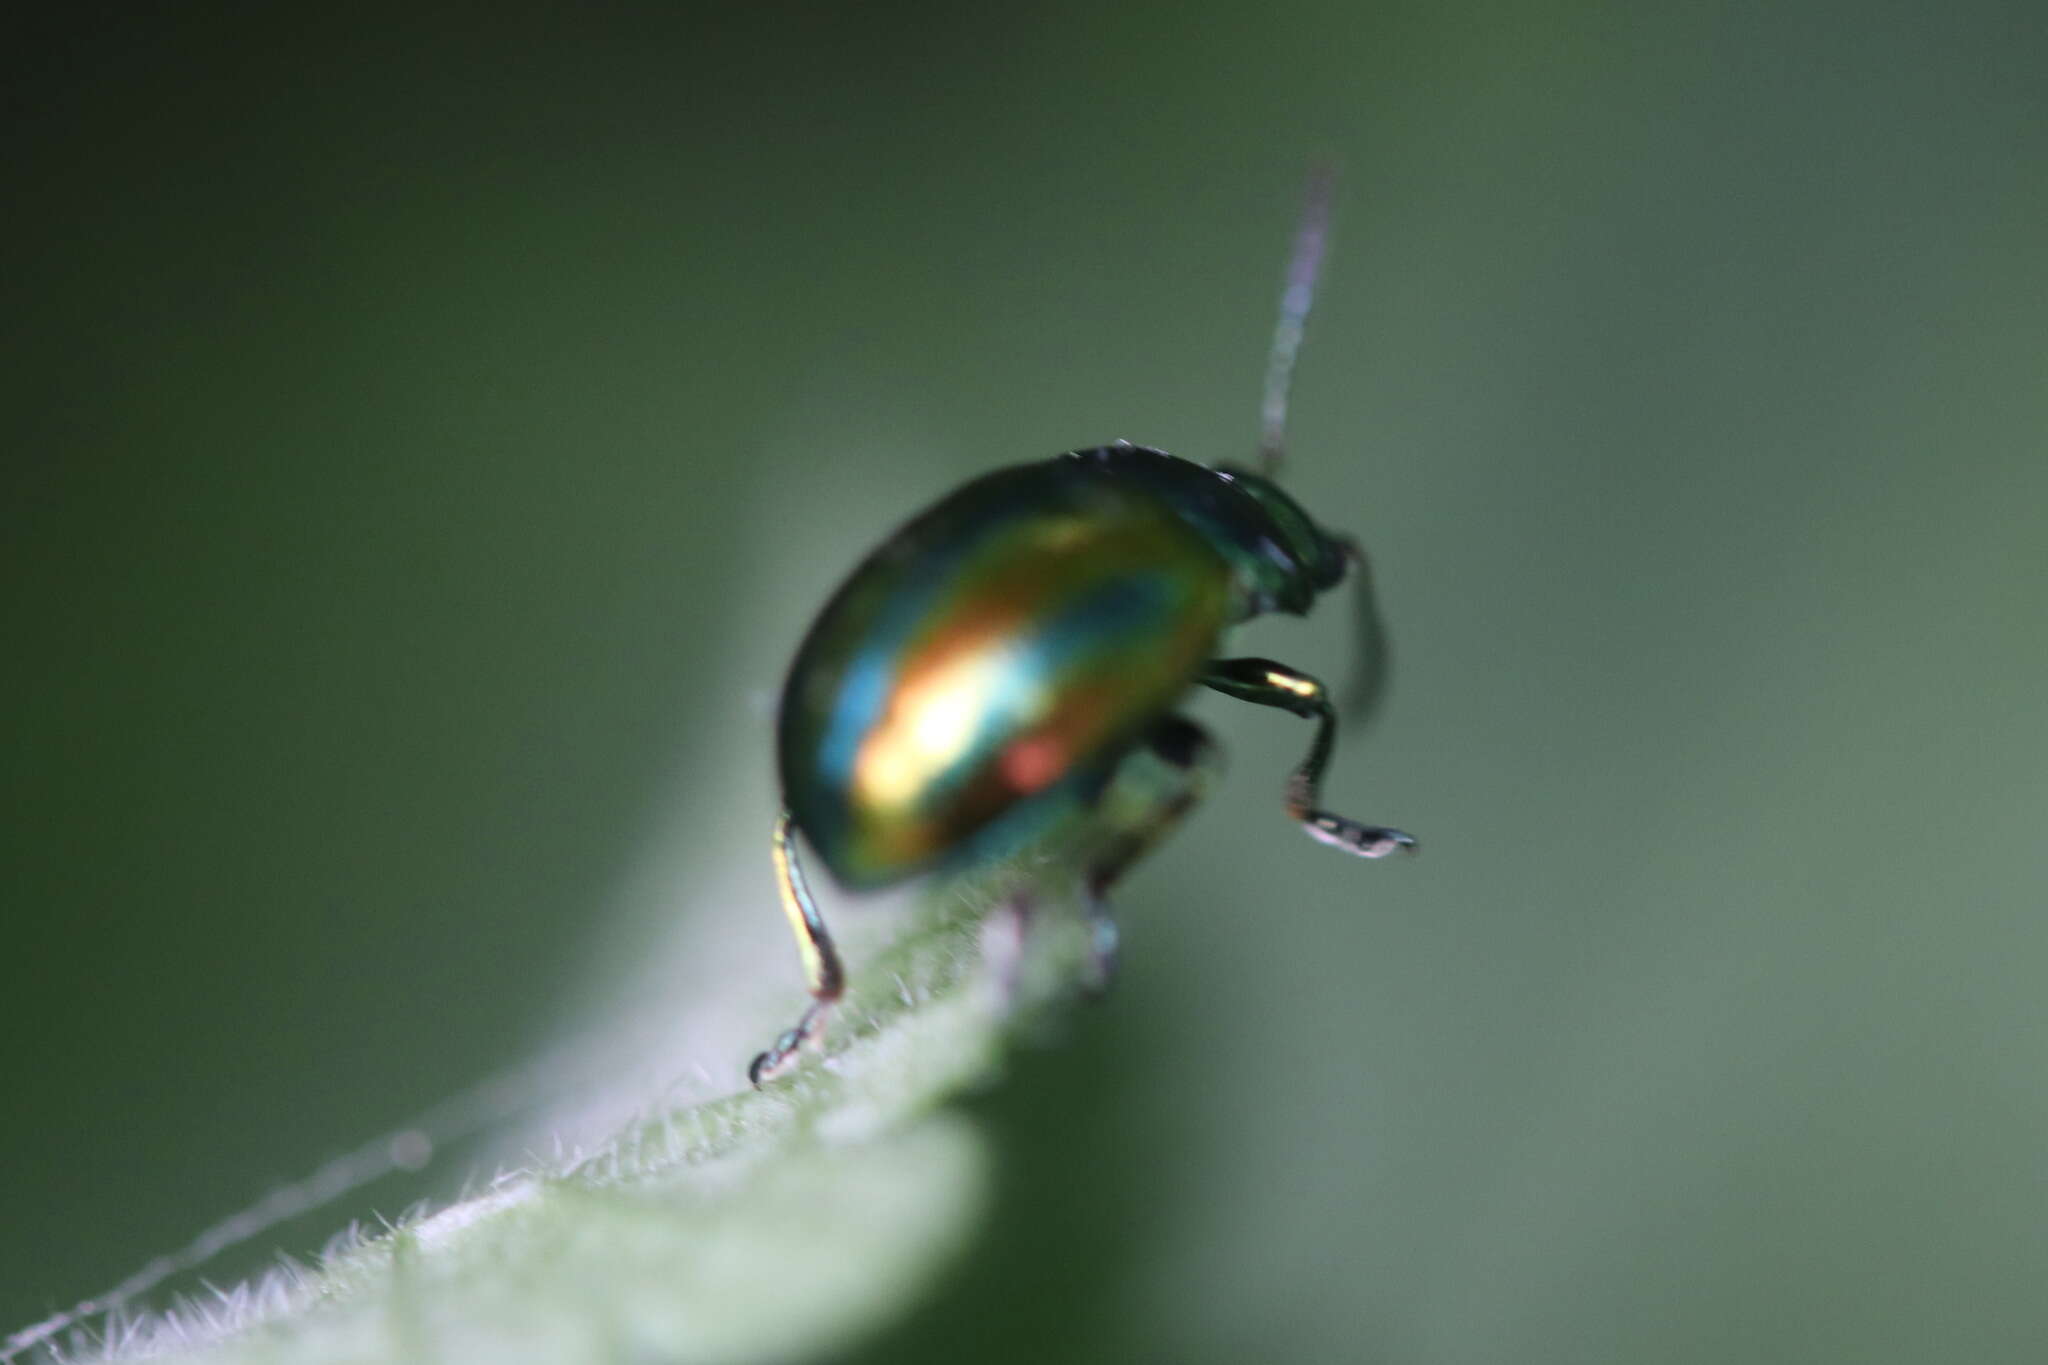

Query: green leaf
[[58, 877, 1093, 1365]]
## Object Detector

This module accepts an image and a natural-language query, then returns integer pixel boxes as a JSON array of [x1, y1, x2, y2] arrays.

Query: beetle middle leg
[[1201, 657, 1417, 858], [1078, 713, 1222, 992], [748, 810, 845, 1087]]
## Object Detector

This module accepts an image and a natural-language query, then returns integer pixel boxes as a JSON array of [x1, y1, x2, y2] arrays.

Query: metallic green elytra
[[749, 173, 1416, 1087], [779, 454, 1231, 891]]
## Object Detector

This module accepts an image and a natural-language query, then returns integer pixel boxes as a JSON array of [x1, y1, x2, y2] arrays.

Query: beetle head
[[1214, 465, 1350, 610]]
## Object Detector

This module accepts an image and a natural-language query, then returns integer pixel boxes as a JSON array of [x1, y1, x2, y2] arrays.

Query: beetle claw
[[747, 1032, 801, 1088]]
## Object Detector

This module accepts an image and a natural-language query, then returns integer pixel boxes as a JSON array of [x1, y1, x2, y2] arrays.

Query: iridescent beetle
[[750, 172, 1415, 1085]]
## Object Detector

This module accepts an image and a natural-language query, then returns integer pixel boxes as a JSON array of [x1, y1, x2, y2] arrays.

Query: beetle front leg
[[1080, 714, 1223, 992], [1201, 657, 1417, 858], [748, 810, 846, 1087]]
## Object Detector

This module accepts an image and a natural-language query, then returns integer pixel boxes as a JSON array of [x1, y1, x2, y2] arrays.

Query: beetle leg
[[1201, 657, 1417, 858], [981, 889, 1036, 1005], [748, 810, 846, 1087], [1081, 714, 1222, 993]]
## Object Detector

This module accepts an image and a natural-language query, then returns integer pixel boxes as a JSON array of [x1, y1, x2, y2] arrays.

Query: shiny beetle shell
[[778, 456, 1236, 889]]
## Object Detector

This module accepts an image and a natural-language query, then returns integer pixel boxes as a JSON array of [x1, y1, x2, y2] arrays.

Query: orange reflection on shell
[[998, 732, 1069, 794], [852, 631, 1035, 818]]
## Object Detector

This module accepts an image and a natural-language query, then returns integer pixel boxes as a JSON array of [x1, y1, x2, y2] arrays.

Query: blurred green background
[[7, 0, 2048, 1360]]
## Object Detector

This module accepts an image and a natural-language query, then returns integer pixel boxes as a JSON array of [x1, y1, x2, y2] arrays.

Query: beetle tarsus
[[748, 1001, 834, 1088], [1302, 813, 1417, 858]]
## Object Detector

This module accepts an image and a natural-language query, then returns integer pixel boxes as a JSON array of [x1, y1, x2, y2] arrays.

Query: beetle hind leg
[[1201, 656, 1417, 857], [748, 811, 846, 1088], [1080, 713, 1222, 993]]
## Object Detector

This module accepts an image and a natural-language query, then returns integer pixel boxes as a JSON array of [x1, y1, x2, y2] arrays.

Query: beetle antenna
[[1335, 534, 1392, 722], [1257, 164, 1337, 478]]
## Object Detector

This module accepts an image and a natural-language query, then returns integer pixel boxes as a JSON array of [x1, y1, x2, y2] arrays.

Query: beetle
[[749, 172, 1415, 1086]]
